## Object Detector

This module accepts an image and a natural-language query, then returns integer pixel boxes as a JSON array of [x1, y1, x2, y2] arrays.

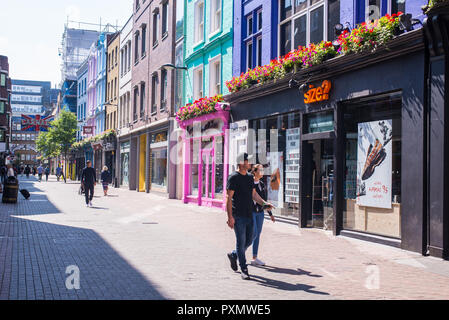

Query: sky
[[0, 0, 133, 88]]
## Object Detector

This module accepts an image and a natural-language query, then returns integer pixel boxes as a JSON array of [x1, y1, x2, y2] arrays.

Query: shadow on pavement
[[256, 265, 323, 278], [249, 274, 329, 295], [0, 178, 166, 300]]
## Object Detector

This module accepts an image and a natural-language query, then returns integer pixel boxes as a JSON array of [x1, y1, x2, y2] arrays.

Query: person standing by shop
[[100, 166, 111, 196], [6, 164, 15, 178], [44, 166, 50, 182], [0, 165, 6, 184], [37, 164, 44, 182], [81, 160, 96, 207], [250, 164, 275, 267], [226, 152, 274, 280]]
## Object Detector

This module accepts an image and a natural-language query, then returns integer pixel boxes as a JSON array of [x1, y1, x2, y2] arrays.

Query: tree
[[36, 110, 77, 183], [36, 131, 59, 159]]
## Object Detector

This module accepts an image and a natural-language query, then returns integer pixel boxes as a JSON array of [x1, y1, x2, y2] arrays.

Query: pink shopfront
[[179, 109, 230, 210]]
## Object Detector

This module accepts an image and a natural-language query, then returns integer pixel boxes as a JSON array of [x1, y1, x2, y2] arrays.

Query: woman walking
[[101, 166, 111, 196], [251, 164, 275, 266]]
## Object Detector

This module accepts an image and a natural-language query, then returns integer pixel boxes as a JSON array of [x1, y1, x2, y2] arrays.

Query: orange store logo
[[304, 80, 332, 104]]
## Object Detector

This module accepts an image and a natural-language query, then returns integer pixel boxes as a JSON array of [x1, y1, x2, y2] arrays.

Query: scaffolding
[[59, 18, 120, 86]]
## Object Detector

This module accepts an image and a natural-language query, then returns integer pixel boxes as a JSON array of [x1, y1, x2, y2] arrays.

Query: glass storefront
[[249, 112, 301, 219], [150, 131, 168, 191], [120, 141, 130, 187], [342, 92, 402, 238]]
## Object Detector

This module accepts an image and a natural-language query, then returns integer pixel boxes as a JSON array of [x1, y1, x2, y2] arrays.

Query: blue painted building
[[95, 33, 107, 136], [233, 0, 427, 76], [76, 59, 88, 142], [232, 0, 278, 77]]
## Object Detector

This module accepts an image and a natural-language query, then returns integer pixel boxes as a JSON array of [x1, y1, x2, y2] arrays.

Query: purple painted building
[[233, 0, 427, 77]]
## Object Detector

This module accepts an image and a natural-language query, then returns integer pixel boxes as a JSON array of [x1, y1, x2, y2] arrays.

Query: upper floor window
[[246, 41, 253, 70], [175, 0, 184, 41], [257, 9, 263, 31], [151, 73, 159, 114], [364, 0, 405, 22], [0, 101, 5, 114], [140, 82, 145, 118], [142, 24, 147, 56], [153, 10, 160, 47], [210, 0, 222, 34], [0, 74, 6, 87], [162, 1, 169, 37], [247, 15, 253, 37], [193, 66, 203, 100], [161, 69, 167, 111], [194, 0, 205, 44], [134, 31, 140, 63], [133, 87, 139, 121], [279, 0, 340, 56], [209, 56, 221, 96]]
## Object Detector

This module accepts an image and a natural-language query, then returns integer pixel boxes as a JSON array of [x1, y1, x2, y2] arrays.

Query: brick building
[[0, 55, 12, 166]]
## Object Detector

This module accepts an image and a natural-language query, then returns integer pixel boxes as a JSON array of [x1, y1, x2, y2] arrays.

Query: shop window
[[343, 93, 402, 238], [304, 111, 334, 134], [328, 0, 340, 42], [391, 0, 406, 15], [190, 139, 200, 194], [151, 147, 167, 188], [248, 112, 301, 218]]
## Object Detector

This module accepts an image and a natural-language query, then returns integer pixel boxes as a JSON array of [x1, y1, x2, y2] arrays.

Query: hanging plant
[[175, 95, 224, 122]]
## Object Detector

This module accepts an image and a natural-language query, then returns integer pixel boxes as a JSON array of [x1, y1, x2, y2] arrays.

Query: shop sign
[[83, 126, 94, 135], [356, 120, 392, 209], [186, 119, 224, 137], [304, 80, 332, 104]]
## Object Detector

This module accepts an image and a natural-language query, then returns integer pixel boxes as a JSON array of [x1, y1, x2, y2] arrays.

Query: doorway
[[302, 139, 334, 229]]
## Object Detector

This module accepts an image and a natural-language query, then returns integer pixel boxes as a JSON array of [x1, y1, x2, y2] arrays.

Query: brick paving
[[1, 175, 449, 300]]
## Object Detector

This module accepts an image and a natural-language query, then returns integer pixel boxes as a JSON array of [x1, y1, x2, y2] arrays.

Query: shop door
[[303, 139, 334, 229], [200, 149, 213, 201]]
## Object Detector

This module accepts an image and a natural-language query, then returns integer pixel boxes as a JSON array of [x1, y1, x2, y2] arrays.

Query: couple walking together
[[226, 152, 275, 280]]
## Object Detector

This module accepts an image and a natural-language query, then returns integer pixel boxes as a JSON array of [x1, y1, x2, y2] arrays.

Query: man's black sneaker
[[227, 252, 238, 271], [241, 269, 250, 280]]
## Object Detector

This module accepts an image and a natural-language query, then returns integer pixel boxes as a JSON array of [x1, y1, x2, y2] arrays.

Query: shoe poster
[[356, 120, 392, 209], [267, 151, 284, 209]]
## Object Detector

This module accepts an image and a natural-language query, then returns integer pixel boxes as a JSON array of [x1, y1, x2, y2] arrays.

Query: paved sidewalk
[[1, 175, 449, 300]]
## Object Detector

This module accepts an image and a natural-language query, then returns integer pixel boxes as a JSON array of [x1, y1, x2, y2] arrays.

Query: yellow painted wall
[[139, 134, 146, 192]]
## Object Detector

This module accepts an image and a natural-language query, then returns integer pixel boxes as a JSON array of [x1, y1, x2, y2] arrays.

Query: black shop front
[[225, 29, 434, 257]]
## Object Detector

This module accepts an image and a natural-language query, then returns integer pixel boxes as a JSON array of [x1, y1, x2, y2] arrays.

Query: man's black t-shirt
[[226, 171, 255, 218], [81, 167, 97, 186]]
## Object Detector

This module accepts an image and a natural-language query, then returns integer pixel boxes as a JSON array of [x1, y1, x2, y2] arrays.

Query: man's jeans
[[232, 215, 254, 271], [84, 184, 94, 205]]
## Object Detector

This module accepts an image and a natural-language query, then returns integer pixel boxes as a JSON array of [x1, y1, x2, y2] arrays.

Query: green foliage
[[36, 110, 77, 160], [36, 131, 59, 159]]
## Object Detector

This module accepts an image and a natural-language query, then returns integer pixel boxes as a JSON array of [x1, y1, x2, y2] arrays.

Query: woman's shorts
[[102, 183, 109, 190]]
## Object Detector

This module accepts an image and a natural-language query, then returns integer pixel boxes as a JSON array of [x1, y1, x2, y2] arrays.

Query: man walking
[[44, 166, 50, 181], [37, 164, 43, 182], [81, 160, 96, 207], [226, 152, 273, 280], [56, 165, 61, 181]]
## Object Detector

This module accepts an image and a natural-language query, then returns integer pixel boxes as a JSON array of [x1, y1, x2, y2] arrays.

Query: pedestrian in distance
[[100, 166, 111, 196], [37, 164, 43, 182], [45, 166, 50, 182], [32, 166, 37, 176], [24, 165, 31, 178], [81, 160, 96, 208], [249, 164, 275, 267], [226, 152, 274, 280], [0, 165, 6, 184], [56, 165, 61, 181]]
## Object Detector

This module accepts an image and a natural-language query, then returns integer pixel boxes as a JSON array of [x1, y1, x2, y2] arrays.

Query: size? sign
[[304, 80, 331, 104]]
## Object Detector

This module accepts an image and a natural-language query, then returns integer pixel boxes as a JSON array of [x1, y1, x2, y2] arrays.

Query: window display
[[249, 112, 300, 218], [343, 93, 401, 238]]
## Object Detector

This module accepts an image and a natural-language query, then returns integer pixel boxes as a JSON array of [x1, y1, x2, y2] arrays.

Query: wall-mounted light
[[398, 13, 422, 32]]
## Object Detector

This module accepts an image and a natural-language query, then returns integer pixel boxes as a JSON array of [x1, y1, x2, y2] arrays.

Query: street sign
[[83, 126, 94, 135]]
